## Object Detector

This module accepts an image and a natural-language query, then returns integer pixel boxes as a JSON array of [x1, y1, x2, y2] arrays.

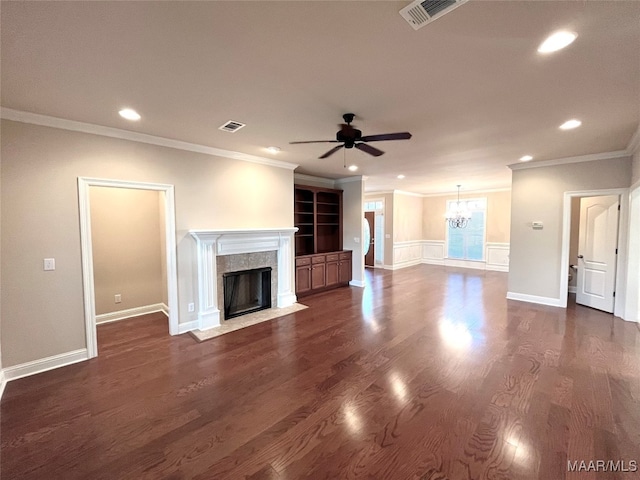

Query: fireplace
[[223, 267, 272, 319], [189, 228, 297, 331]]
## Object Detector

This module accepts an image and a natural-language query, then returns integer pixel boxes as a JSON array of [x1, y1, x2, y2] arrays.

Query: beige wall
[[1, 120, 294, 367], [159, 193, 168, 307], [393, 192, 423, 242], [90, 187, 164, 316], [633, 149, 640, 186], [422, 190, 511, 243], [339, 178, 364, 285], [508, 156, 631, 299]]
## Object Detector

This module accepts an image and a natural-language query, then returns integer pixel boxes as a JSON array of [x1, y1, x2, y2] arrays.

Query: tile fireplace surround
[[189, 228, 298, 330]]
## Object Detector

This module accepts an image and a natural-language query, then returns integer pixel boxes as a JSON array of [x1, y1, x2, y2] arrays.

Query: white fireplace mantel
[[189, 228, 298, 330]]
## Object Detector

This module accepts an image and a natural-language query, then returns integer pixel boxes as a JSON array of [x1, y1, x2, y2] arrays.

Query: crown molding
[[627, 124, 640, 155], [508, 150, 629, 171], [335, 175, 365, 184], [1, 108, 299, 171], [393, 189, 425, 197], [421, 187, 512, 197], [293, 173, 336, 187]]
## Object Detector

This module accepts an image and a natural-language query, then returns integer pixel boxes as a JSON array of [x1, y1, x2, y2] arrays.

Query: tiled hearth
[[189, 228, 297, 330]]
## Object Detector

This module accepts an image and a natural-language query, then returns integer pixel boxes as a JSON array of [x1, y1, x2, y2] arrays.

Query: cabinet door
[[296, 265, 312, 294], [311, 263, 326, 289], [325, 261, 339, 287], [339, 255, 352, 283]]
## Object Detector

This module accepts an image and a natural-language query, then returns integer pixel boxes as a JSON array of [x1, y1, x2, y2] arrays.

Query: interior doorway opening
[[78, 178, 179, 359], [364, 198, 385, 267], [561, 188, 629, 318]]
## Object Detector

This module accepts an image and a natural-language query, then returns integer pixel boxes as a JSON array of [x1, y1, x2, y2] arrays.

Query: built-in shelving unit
[[294, 184, 351, 295]]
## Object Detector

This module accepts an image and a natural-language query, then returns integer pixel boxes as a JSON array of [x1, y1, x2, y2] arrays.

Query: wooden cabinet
[[294, 184, 350, 296], [295, 257, 312, 294], [295, 251, 351, 296]]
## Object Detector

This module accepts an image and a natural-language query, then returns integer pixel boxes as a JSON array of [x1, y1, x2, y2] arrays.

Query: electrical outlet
[[43, 258, 56, 271], [188, 303, 195, 313], [115, 294, 122, 304]]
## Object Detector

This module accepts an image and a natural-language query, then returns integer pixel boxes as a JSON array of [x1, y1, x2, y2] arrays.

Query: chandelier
[[445, 185, 471, 228]]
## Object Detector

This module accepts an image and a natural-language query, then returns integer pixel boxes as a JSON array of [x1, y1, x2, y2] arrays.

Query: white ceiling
[[2, 1, 639, 194]]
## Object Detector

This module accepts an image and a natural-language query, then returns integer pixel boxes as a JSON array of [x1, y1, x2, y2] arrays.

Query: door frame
[[78, 177, 180, 359], [560, 188, 629, 317]]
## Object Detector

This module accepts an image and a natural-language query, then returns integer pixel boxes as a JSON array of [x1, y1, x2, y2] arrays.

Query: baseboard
[[388, 259, 423, 270], [96, 303, 165, 324], [568, 286, 577, 294], [422, 258, 445, 266], [349, 279, 365, 287], [3, 348, 89, 382], [0, 370, 6, 401], [177, 320, 200, 334], [444, 258, 486, 270], [486, 264, 509, 272], [506, 291, 564, 308]]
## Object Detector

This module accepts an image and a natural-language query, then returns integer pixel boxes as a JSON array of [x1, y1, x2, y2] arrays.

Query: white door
[[576, 195, 619, 312]]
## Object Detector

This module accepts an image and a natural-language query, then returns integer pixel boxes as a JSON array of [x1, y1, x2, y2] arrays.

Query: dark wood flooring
[[2, 266, 640, 479]]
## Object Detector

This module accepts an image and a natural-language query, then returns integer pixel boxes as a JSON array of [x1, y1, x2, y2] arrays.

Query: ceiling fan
[[290, 113, 412, 159]]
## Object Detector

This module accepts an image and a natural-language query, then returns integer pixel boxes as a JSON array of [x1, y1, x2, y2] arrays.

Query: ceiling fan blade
[[355, 143, 384, 157], [360, 132, 412, 142], [290, 140, 340, 144], [319, 145, 344, 159]]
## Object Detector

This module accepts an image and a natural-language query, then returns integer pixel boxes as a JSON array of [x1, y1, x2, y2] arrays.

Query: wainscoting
[[390, 240, 510, 272]]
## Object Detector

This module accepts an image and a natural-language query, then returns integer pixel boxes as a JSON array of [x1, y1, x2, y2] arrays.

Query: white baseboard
[[349, 279, 365, 287], [486, 264, 509, 272], [568, 286, 577, 294], [3, 348, 89, 382], [96, 303, 166, 324], [0, 370, 6, 401], [506, 291, 564, 307], [422, 258, 445, 266], [388, 259, 423, 270], [177, 320, 200, 334]]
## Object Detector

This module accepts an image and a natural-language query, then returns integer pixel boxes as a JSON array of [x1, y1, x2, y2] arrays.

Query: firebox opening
[[223, 267, 272, 320]]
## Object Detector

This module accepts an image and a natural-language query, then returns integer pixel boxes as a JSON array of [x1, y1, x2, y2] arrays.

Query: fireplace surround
[[189, 228, 297, 330]]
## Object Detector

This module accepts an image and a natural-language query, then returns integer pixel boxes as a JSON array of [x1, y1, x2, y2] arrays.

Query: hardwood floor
[[2, 265, 640, 479]]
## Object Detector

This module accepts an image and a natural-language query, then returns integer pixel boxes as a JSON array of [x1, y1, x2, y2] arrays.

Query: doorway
[[78, 177, 179, 359], [364, 211, 375, 267], [364, 198, 385, 267], [573, 195, 620, 313], [561, 188, 629, 317]]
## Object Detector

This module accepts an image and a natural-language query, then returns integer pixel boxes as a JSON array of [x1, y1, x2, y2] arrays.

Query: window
[[364, 200, 383, 211], [447, 198, 486, 261]]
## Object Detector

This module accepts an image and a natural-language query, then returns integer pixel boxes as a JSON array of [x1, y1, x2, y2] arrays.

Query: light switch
[[385, 234, 391, 239], [354, 237, 360, 243], [532, 221, 544, 230], [43, 258, 55, 271]]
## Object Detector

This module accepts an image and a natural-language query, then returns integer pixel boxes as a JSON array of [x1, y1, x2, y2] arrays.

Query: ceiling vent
[[399, 0, 468, 30], [218, 120, 246, 133]]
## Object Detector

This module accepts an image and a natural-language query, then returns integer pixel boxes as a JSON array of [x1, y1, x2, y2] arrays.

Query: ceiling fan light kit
[[290, 113, 412, 159]]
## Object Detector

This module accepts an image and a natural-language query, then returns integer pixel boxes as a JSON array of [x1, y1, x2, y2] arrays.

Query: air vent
[[218, 120, 246, 133], [400, 0, 468, 30]]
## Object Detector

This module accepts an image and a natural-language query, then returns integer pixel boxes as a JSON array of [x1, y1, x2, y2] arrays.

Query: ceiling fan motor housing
[[337, 128, 362, 147]]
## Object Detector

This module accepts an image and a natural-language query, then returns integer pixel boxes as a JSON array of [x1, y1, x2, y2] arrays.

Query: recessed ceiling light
[[520, 155, 533, 162], [397, 174, 405, 179], [538, 31, 577, 54], [118, 108, 141, 121], [266, 146, 281, 154], [559, 119, 582, 130], [348, 165, 358, 172]]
